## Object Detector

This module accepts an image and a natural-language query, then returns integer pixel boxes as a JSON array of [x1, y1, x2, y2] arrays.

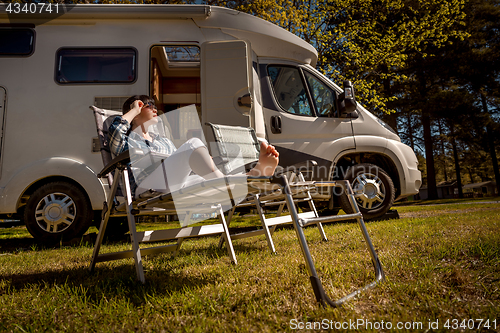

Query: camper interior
[[150, 44, 203, 145]]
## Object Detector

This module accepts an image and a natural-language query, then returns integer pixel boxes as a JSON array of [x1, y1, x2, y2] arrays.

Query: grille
[[94, 96, 129, 111]]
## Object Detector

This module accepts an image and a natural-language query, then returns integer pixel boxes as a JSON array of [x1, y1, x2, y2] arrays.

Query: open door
[[0, 87, 5, 177], [201, 40, 253, 130]]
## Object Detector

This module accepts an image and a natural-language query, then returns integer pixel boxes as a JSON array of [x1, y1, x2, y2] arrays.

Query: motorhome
[[0, 4, 421, 242]]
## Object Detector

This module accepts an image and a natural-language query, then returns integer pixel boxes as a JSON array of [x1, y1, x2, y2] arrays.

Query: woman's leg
[[137, 138, 279, 195], [136, 138, 222, 194], [188, 146, 224, 179]]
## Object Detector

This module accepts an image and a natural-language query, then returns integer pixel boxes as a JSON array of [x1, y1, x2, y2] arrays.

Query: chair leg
[[218, 206, 236, 249], [254, 194, 278, 254], [172, 238, 184, 258], [122, 170, 145, 283], [276, 175, 384, 307], [341, 180, 385, 282], [89, 168, 122, 273], [298, 172, 328, 242], [173, 213, 191, 257], [217, 205, 237, 264]]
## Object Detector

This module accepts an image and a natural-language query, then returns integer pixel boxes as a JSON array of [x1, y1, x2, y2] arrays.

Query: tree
[[321, 0, 467, 117], [445, 0, 500, 195]]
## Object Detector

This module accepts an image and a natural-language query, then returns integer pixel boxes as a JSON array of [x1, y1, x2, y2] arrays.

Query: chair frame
[[219, 170, 328, 254]]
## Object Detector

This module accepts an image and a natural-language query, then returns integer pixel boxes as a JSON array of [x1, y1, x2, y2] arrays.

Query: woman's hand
[[130, 100, 144, 116], [122, 99, 144, 125]]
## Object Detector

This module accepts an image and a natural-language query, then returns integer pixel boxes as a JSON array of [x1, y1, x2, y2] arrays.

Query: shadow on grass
[[0, 234, 268, 303], [0, 236, 39, 252], [0, 233, 107, 253], [1, 262, 224, 308], [395, 196, 500, 206]]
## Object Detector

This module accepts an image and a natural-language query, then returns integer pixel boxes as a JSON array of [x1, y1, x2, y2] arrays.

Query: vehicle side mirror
[[337, 80, 357, 116]]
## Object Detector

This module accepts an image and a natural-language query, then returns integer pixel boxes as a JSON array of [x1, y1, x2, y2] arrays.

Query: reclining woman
[[108, 95, 279, 197]]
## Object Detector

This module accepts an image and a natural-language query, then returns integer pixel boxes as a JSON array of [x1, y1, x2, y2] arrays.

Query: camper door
[[201, 40, 253, 131], [0, 87, 5, 175]]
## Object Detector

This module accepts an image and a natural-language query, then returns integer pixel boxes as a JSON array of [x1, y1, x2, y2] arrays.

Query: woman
[[108, 95, 279, 197]]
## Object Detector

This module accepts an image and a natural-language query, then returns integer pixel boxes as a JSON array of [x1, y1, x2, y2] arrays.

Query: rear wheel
[[339, 163, 395, 220], [24, 182, 92, 243]]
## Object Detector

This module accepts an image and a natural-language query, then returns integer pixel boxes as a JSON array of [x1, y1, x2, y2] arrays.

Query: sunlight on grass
[[1, 202, 499, 332]]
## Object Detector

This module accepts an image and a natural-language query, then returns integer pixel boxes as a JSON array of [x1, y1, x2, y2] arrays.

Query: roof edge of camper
[[198, 6, 318, 66], [0, 4, 212, 20]]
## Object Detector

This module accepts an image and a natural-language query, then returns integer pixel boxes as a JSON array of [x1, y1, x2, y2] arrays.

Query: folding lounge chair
[[88, 106, 384, 307]]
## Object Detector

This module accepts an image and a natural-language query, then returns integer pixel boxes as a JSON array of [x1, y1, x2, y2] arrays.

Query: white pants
[[136, 137, 207, 195], [135, 137, 249, 221]]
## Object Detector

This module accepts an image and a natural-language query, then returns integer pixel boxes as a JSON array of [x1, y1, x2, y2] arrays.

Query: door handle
[[271, 115, 282, 134]]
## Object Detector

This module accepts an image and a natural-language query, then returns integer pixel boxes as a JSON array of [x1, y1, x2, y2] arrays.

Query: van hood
[[353, 106, 401, 142]]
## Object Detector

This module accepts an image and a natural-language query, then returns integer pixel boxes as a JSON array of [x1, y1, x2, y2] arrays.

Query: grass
[[0, 200, 499, 332]]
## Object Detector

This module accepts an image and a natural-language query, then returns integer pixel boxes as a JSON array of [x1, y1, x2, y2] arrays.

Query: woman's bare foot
[[247, 141, 279, 177]]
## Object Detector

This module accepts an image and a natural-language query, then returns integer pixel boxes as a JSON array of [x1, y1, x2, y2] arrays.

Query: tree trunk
[[481, 92, 500, 196], [438, 120, 448, 181], [406, 111, 415, 151], [415, 56, 438, 200], [422, 110, 438, 199], [382, 67, 398, 132], [468, 168, 475, 183], [449, 124, 463, 198]]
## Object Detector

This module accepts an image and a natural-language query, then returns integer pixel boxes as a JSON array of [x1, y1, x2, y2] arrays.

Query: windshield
[[267, 65, 337, 117]]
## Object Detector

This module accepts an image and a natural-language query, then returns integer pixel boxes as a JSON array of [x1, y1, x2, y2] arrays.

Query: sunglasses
[[144, 102, 157, 110]]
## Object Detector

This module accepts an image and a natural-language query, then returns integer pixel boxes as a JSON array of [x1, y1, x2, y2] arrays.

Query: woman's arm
[[108, 100, 143, 157], [122, 99, 142, 124], [108, 117, 132, 157]]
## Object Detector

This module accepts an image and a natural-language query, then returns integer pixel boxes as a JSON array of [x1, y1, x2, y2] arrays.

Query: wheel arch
[[0, 157, 106, 214], [333, 151, 401, 198], [18, 176, 93, 214]]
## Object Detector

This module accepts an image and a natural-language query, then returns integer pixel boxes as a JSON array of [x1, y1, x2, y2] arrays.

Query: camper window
[[55, 48, 136, 84], [164, 46, 200, 67], [0, 28, 35, 56], [267, 66, 313, 116]]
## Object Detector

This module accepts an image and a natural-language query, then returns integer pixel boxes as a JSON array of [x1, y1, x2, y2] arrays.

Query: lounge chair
[[88, 105, 384, 307]]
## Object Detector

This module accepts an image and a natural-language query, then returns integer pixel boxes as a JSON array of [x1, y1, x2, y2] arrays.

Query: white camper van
[[0, 4, 421, 242]]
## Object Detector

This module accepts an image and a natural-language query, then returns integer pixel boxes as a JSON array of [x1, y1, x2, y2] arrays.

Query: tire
[[318, 207, 341, 217], [104, 217, 129, 241], [93, 211, 129, 239], [317, 194, 341, 217], [24, 182, 93, 243], [339, 163, 395, 220]]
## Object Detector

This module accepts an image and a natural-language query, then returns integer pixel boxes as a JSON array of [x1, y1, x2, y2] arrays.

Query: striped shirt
[[108, 116, 177, 195]]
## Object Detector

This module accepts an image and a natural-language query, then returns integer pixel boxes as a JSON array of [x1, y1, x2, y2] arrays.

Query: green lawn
[[0, 200, 499, 332]]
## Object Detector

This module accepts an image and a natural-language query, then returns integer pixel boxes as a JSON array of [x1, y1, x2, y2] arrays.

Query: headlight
[[377, 118, 398, 135]]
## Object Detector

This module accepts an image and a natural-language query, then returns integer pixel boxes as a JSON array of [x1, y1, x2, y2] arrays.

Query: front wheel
[[24, 182, 93, 243], [339, 163, 395, 220]]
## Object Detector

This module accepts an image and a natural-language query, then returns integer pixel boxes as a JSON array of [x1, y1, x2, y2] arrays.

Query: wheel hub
[[35, 193, 76, 233], [46, 204, 63, 221], [352, 173, 386, 210]]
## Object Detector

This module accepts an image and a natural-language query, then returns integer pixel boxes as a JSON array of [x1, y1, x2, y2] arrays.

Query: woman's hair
[[122, 95, 155, 114]]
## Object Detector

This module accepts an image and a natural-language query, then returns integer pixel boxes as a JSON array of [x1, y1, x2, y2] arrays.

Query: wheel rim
[[352, 172, 386, 210], [35, 192, 76, 233]]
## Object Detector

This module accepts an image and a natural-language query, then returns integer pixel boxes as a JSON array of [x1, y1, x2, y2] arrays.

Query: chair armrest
[[98, 150, 131, 178], [130, 150, 170, 171], [212, 156, 229, 167], [98, 149, 172, 178]]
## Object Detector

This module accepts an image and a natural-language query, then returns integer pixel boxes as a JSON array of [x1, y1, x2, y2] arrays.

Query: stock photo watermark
[[289, 318, 498, 331]]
